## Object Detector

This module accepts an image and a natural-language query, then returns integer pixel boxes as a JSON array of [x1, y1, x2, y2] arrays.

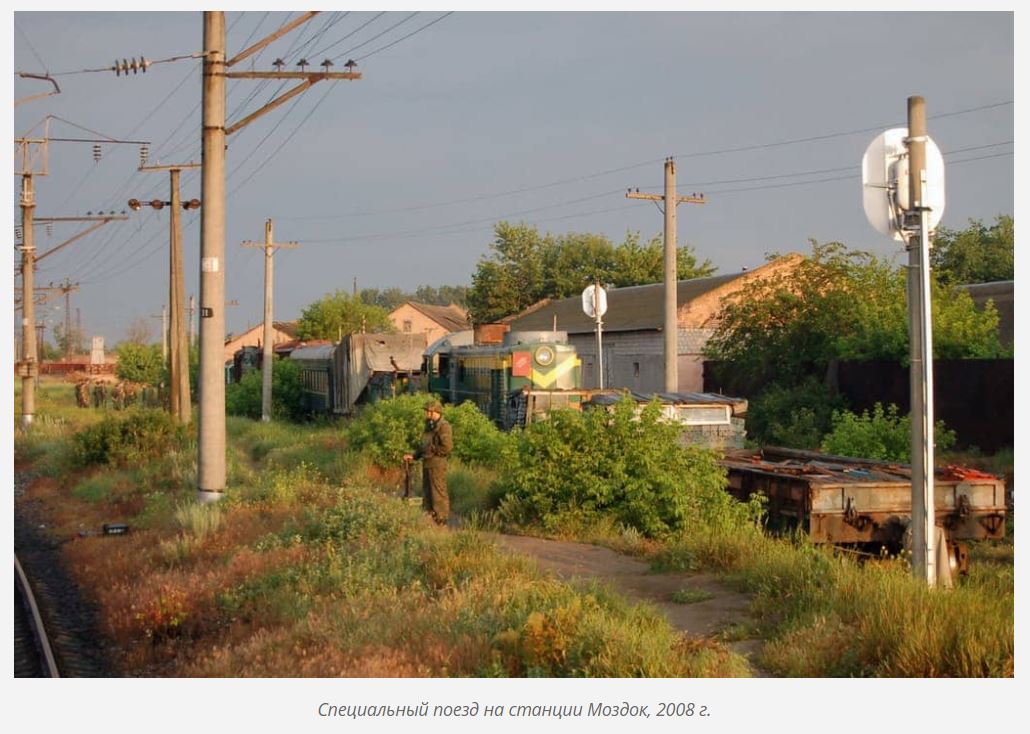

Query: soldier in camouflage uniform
[[404, 399, 453, 526]]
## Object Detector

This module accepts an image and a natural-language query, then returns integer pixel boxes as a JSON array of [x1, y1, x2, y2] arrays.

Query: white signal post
[[582, 283, 608, 389], [862, 96, 946, 587]]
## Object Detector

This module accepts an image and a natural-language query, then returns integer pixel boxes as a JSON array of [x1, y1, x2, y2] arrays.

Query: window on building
[[403, 319, 413, 333]]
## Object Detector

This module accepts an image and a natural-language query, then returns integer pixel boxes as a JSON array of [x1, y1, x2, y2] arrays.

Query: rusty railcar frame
[[721, 447, 1006, 546]]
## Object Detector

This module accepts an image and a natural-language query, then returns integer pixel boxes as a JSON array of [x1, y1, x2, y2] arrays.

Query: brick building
[[388, 302, 469, 346], [223, 320, 298, 364], [505, 254, 803, 392]]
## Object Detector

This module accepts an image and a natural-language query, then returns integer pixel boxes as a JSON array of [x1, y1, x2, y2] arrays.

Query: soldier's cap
[[424, 399, 443, 413]]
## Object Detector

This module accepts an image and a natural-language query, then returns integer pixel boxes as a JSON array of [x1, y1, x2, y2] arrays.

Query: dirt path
[[494, 534, 768, 676]]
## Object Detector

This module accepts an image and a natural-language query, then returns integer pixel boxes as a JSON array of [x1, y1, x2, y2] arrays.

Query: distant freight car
[[424, 330, 588, 429], [288, 333, 425, 416]]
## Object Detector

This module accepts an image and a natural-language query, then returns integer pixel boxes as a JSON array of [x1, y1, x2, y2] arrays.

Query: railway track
[[14, 553, 60, 678]]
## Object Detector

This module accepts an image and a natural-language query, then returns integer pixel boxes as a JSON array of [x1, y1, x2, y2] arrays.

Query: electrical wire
[[15, 22, 50, 73], [329, 12, 420, 63], [35, 52, 202, 77], [308, 12, 387, 59], [355, 11, 454, 62]]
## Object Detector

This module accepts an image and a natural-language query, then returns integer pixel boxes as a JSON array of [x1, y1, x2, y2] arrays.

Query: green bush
[[345, 395, 513, 470], [442, 401, 511, 467], [821, 403, 956, 462], [746, 377, 846, 448], [344, 393, 428, 468], [226, 357, 305, 422], [73, 409, 187, 467], [497, 397, 745, 537], [116, 343, 167, 385]]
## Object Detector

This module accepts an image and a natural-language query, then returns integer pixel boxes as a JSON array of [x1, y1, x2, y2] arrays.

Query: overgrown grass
[[17, 383, 1012, 678], [17, 385, 748, 677], [652, 525, 1013, 677]]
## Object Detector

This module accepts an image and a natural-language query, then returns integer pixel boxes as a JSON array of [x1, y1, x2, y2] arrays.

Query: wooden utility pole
[[135, 162, 201, 424], [242, 219, 298, 421], [197, 10, 361, 501], [626, 158, 705, 392]]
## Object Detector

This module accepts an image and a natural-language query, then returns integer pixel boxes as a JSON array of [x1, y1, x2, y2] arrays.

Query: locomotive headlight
[[534, 346, 556, 367]]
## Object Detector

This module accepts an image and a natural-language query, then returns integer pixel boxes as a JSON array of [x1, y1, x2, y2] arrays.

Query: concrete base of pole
[[21, 414, 34, 428], [196, 489, 225, 504]]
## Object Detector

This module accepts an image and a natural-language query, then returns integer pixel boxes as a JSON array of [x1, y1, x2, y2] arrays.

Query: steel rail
[[14, 553, 61, 678]]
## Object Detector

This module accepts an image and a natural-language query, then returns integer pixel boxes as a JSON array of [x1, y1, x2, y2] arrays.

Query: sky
[[9, 8, 1015, 345]]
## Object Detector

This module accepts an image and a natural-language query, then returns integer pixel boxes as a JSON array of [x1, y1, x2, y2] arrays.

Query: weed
[[671, 588, 715, 604], [174, 502, 223, 540]]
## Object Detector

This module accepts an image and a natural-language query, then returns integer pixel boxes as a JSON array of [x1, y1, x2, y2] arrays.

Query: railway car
[[720, 446, 1007, 575], [288, 333, 426, 416], [424, 330, 587, 429], [289, 343, 336, 414]]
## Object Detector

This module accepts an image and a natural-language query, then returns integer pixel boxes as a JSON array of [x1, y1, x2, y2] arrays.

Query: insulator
[[46, 223, 53, 237], [150, 199, 165, 210], [93, 144, 102, 163], [15, 227, 23, 239], [139, 144, 149, 165]]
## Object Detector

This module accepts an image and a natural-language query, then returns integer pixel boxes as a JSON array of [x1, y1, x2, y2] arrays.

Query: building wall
[[572, 328, 713, 393], [389, 304, 453, 346]]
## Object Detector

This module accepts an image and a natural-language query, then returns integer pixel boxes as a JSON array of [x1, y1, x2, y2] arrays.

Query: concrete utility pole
[[15, 116, 133, 428], [188, 295, 196, 348], [241, 219, 298, 421], [198, 11, 228, 501], [157, 306, 169, 360], [134, 162, 201, 424], [63, 281, 74, 359], [196, 10, 361, 501], [626, 158, 705, 392], [905, 96, 937, 586], [16, 145, 40, 428]]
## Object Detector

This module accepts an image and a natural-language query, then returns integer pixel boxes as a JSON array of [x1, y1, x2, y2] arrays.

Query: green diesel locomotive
[[423, 330, 586, 429]]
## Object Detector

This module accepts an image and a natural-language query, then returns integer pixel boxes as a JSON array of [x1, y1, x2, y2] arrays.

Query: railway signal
[[862, 95, 946, 587], [130, 161, 202, 424]]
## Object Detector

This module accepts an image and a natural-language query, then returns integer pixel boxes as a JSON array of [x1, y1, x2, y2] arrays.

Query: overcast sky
[[9, 8, 1014, 345]]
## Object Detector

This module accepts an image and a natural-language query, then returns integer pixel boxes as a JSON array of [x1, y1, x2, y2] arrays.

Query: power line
[[329, 12, 420, 63], [283, 150, 1013, 247], [33, 52, 202, 77], [272, 99, 1014, 221], [309, 11, 387, 59], [228, 82, 337, 197], [355, 11, 454, 62], [15, 23, 50, 73]]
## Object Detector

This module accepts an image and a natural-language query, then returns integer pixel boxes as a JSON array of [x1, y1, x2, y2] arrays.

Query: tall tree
[[705, 240, 1007, 387], [931, 215, 1013, 285], [296, 290, 395, 341], [466, 222, 716, 324]]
